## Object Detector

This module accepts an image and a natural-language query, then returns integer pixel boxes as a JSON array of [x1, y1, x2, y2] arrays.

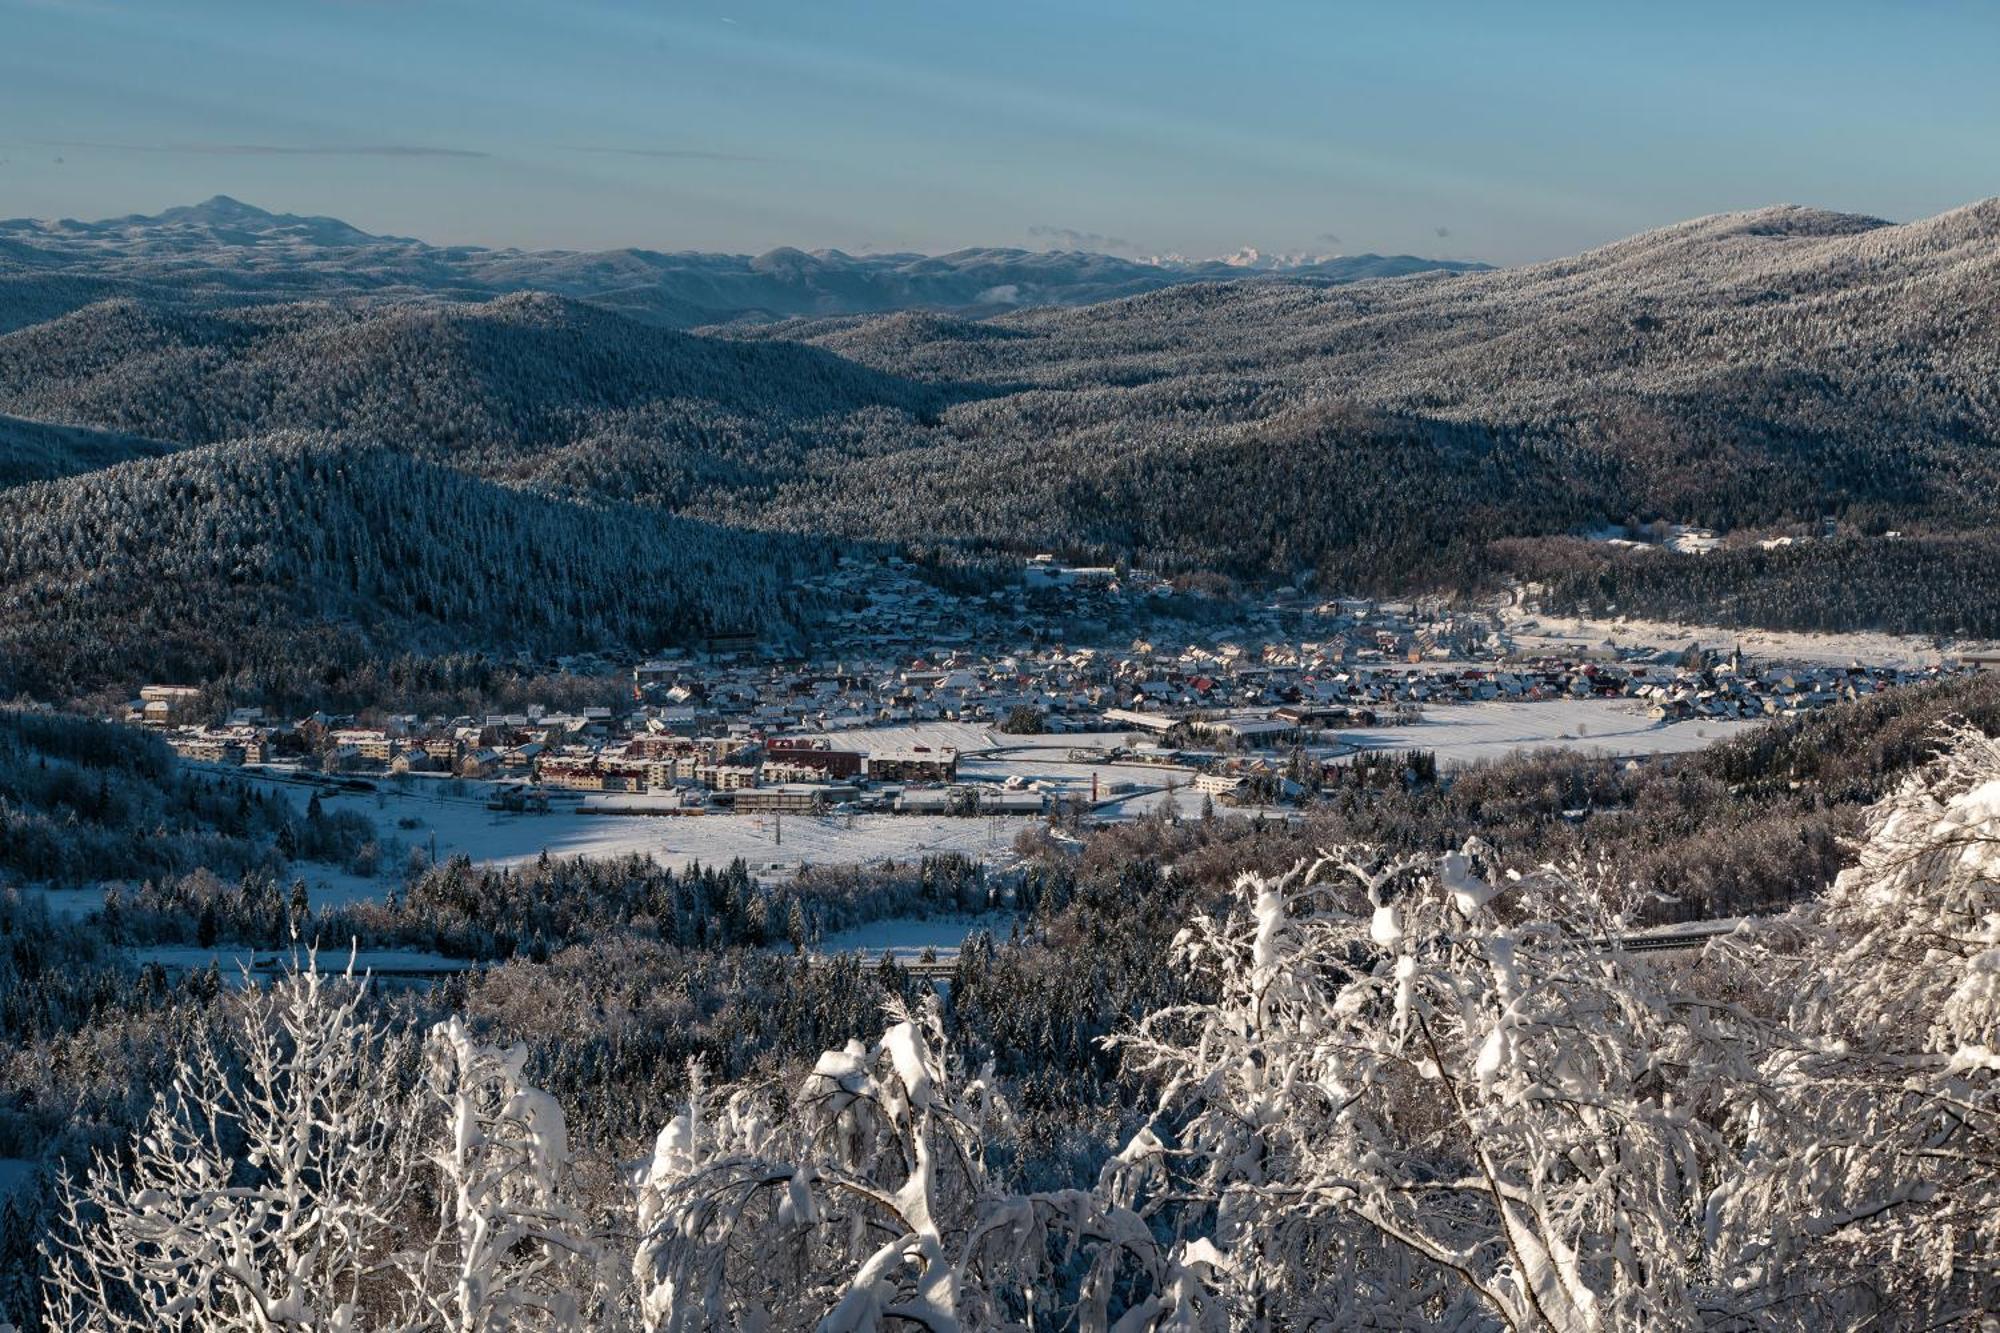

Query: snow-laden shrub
[[1699, 723, 2000, 1321], [39, 958, 607, 1332], [1113, 845, 1765, 1331], [632, 998, 1223, 1332], [1111, 728, 2000, 1328], [37, 970, 1217, 1332]]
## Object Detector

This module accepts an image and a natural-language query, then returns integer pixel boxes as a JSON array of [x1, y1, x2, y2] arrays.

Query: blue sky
[[3, 0, 1997, 263]]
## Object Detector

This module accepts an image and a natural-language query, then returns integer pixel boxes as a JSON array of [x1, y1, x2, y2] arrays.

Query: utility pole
[[775, 809, 782, 846]]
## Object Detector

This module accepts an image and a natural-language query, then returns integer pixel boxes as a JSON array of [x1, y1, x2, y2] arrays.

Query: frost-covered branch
[[633, 1000, 1223, 1331], [1114, 845, 1767, 1330]]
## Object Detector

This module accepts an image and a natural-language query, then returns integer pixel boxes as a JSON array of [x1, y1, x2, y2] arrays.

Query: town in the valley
[[117, 556, 1989, 892]]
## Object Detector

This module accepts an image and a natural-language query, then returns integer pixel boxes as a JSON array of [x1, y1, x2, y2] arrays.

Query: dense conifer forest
[[3, 199, 1999, 696], [0, 434, 828, 696]]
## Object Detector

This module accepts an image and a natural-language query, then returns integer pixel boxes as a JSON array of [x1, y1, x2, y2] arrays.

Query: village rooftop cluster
[[128, 579, 1978, 818]]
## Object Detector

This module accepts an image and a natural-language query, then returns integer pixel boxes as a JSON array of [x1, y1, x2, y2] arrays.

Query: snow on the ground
[[958, 754, 1190, 798], [27, 885, 106, 920], [1500, 604, 1983, 669], [1627, 915, 1748, 939], [57, 697, 1768, 920], [1343, 699, 1762, 770], [481, 808, 1036, 878], [23, 842, 391, 918], [221, 772, 1037, 895], [1099, 787, 1297, 822], [814, 912, 1017, 963], [131, 945, 472, 976], [986, 731, 1126, 753], [798, 721, 998, 754], [292, 864, 396, 909]]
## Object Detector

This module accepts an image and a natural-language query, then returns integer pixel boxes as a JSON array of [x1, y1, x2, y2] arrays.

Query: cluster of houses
[[145, 706, 969, 814], [627, 633, 1967, 740], [125, 584, 1980, 816]]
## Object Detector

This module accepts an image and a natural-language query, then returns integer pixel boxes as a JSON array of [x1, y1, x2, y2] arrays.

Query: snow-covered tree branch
[[633, 998, 1223, 1332], [1113, 844, 1771, 1330], [1699, 723, 2000, 1322], [41, 957, 610, 1332], [33, 723, 2000, 1329], [42, 958, 428, 1331]]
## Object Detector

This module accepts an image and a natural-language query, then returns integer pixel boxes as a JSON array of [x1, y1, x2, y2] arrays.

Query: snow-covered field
[[132, 945, 472, 982], [813, 912, 1016, 964], [1097, 787, 1297, 822], [0, 1157, 34, 1197], [1501, 605, 1985, 669], [475, 808, 1034, 877], [958, 753, 1188, 800], [232, 773, 1035, 897], [1343, 699, 1761, 770], [798, 721, 999, 754], [29, 885, 108, 920]]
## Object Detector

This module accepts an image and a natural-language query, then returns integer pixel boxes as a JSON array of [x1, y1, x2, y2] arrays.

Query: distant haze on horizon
[[3, 0, 1997, 265]]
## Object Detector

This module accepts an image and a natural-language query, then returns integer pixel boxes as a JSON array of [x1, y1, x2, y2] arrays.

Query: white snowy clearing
[[1098, 787, 1298, 822], [0, 1157, 34, 1197], [130, 945, 471, 975], [1342, 698, 1763, 769], [795, 720, 999, 753], [1501, 604, 1989, 669], [811, 912, 1016, 964], [232, 772, 1037, 905], [958, 753, 1190, 796], [474, 808, 1035, 878]]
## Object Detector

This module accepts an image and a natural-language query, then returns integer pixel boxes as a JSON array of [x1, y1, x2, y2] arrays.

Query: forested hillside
[[0, 434, 823, 696], [0, 290, 939, 453], [734, 200, 2000, 560], [3, 199, 2000, 693], [13, 200, 1997, 566], [0, 196, 1486, 330], [0, 413, 174, 488]]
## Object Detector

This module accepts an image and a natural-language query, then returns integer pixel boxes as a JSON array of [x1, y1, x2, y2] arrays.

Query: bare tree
[[41, 957, 606, 1332], [1114, 846, 1765, 1330], [632, 999, 1223, 1331]]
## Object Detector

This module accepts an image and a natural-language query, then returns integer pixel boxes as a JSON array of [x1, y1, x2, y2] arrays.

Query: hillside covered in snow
[[0, 196, 1486, 332], [4, 199, 2000, 692]]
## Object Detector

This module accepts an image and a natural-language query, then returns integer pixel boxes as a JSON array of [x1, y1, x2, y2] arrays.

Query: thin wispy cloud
[[39, 140, 487, 159], [1028, 224, 1141, 254], [571, 146, 775, 163]]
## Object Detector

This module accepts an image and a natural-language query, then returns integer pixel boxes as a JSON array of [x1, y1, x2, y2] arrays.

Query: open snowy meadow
[[168, 698, 1763, 913]]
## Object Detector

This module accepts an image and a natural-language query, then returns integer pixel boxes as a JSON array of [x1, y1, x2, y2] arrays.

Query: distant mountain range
[[0, 196, 1490, 332], [3, 195, 1999, 695]]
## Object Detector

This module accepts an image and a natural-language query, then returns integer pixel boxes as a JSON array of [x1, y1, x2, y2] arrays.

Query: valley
[[4, 191, 2000, 1329]]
